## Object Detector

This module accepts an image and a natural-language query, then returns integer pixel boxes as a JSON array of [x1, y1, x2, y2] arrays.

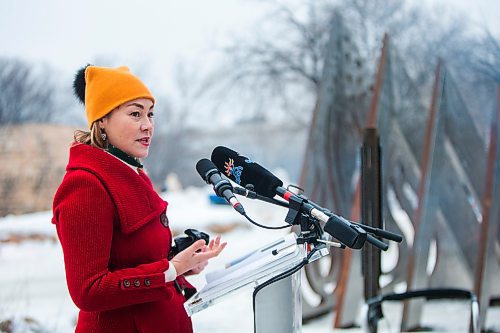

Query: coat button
[[144, 279, 151, 287], [134, 279, 141, 287], [123, 280, 131, 288], [160, 212, 169, 227]]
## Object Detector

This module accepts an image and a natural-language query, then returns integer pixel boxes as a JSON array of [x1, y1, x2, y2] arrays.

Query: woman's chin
[[135, 149, 149, 159], [127, 144, 149, 159]]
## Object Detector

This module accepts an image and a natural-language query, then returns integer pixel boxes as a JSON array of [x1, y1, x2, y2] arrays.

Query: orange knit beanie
[[73, 65, 155, 128]]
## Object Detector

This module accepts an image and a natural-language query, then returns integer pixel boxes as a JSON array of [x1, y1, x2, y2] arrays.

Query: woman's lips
[[137, 137, 150, 146]]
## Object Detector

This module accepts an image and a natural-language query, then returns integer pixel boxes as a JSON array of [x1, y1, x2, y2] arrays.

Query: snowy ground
[[1, 187, 499, 332]]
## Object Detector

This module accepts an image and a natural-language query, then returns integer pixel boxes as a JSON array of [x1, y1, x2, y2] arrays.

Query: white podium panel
[[184, 233, 329, 333], [185, 233, 302, 316], [253, 272, 302, 333]]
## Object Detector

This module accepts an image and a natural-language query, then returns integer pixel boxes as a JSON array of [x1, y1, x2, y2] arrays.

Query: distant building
[[0, 121, 308, 216], [0, 124, 74, 216]]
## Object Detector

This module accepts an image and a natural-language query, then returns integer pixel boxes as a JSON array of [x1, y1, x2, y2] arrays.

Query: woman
[[52, 65, 226, 332]]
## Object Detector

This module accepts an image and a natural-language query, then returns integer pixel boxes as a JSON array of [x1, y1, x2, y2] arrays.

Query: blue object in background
[[209, 193, 229, 205]]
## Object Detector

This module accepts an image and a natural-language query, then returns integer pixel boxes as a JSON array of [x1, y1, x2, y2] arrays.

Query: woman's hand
[[185, 260, 208, 276], [171, 235, 227, 276]]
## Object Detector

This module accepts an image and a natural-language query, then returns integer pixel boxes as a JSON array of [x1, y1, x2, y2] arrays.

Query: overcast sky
[[1, 1, 269, 88], [1, 0, 499, 92]]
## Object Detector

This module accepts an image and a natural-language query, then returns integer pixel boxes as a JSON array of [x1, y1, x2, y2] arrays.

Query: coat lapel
[[67, 144, 168, 234]]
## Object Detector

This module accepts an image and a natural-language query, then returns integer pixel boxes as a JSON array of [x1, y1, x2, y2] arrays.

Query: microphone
[[211, 146, 283, 198], [210, 146, 367, 249], [196, 158, 245, 215]]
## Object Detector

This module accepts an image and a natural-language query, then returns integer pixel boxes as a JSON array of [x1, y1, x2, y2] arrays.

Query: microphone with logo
[[211, 146, 401, 250], [196, 158, 246, 215]]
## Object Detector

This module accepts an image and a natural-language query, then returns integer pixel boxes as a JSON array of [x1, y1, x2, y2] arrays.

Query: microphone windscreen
[[211, 146, 283, 198], [196, 158, 216, 181]]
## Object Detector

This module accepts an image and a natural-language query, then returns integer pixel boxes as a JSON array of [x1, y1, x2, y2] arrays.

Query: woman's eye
[[130, 111, 140, 117], [148, 112, 154, 118]]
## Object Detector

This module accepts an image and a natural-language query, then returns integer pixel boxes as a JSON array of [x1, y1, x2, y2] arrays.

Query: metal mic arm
[[233, 185, 368, 249], [234, 185, 328, 247], [350, 222, 403, 243], [296, 193, 402, 245], [233, 186, 289, 208], [232, 185, 399, 251]]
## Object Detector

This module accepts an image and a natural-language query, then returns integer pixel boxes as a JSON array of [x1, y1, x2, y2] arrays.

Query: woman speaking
[[52, 65, 226, 332]]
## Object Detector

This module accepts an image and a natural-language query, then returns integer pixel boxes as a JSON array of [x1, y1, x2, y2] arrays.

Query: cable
[[243, 212, 291, 230], [250, 242, 321, 332], [253, 247, 318, 296]]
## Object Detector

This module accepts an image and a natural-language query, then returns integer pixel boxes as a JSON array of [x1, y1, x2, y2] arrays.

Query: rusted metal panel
[[474, 85, 500, 328], [299, 18, 498, 331], [401, 61, 445, 330]]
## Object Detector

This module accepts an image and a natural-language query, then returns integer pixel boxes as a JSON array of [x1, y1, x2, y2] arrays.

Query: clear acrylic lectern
[[184, 233, 329, 333]]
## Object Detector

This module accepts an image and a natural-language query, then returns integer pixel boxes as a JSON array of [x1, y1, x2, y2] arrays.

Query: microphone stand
[[232, 184, 403, 333], [234, 186, 331, 248], [235, 185, 336, 333], [233, 185, 402, 251]]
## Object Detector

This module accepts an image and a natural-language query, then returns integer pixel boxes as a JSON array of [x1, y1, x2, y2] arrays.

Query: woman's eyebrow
[[126, 102, 144, 109]]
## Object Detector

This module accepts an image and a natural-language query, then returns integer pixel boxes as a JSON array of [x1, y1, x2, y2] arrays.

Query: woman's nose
[[140, 116, 153, 132]]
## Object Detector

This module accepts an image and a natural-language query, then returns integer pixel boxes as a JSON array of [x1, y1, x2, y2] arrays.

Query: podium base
[[253, 272, 302, 333]]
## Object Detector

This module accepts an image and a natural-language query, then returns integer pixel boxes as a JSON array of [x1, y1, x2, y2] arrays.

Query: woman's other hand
[[171, 235, 227, 276]]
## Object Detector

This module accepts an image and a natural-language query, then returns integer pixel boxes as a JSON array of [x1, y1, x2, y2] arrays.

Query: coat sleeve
[[53, 170, 173, 312]]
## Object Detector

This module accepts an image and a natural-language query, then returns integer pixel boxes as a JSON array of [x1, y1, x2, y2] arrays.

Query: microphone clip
[[233, 185, 258, 199], [284, 193, 306, 225], [284, 195, 327, 248]]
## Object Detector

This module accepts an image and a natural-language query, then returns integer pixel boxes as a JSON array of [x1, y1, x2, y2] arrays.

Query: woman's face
[[101, 98, 155, 159]]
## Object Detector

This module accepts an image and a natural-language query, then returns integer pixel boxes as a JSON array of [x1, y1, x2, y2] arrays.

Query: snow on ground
[[1, 187, 499, 332]]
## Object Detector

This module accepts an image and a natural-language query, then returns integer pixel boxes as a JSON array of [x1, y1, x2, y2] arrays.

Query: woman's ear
[[99, 115, 109, 129]]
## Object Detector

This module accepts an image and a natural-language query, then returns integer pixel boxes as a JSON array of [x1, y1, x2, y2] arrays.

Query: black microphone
[[196, 158, 245, 215], [211, 146, 283, 198], [210, 146, 367, 249]]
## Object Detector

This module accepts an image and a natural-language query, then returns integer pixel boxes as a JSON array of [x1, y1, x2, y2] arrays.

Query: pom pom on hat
[[73, 65, 155, 128], [73, 64, 91, 104]]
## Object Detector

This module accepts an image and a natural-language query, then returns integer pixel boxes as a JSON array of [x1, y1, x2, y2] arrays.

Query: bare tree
[[143, 95, 185, 189], [144, 61, 211, 188], [469, 31, 500, 82], [200, 0, 334, 125], [215, 0, 496, 123], [0, 57, 56, 125]]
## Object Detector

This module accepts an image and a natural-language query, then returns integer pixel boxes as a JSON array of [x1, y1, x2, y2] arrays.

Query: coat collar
[[66, 143, 167, 234]]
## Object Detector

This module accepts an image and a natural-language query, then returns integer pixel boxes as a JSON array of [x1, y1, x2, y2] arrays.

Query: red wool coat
[[52, 143, 193, 333]]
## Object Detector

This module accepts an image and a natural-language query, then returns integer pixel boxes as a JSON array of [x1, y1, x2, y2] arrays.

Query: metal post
[[334, 34, 389, 330], [361, 128, 382, 333]]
